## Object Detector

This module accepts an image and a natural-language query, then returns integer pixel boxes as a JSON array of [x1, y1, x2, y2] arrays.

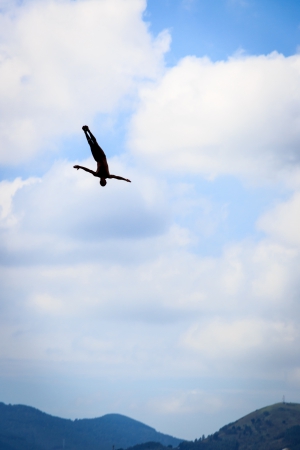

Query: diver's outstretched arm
[[73, 165, 97, 176], [109, 174, 131, 182]]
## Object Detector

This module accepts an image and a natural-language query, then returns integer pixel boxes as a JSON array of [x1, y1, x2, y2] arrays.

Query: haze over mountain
[[0, 402, 182, 450]]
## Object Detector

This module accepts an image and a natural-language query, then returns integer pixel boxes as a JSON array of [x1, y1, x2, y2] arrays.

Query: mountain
[[0, 402, 182, 450], [2, 401, 300, 450], [124, 402, 300, 450], [178, 402, 300, 450]]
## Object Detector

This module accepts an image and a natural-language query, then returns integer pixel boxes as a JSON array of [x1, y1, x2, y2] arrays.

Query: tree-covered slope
[[125, 402, 300, 450], [0, 403, 182, 450], [2, 401, 300, 450], [179, 402, 300, 450]]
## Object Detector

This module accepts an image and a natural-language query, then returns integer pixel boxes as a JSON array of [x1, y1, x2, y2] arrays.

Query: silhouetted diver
[[73, 126, 131, 187]]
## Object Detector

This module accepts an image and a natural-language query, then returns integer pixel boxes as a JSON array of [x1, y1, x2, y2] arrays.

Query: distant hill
[[125, 402, 300, 450], [120, 442, 173, 450], [0, 402, 182, 450], [2, 401, 300, 450], [177, 402, 300, 450]]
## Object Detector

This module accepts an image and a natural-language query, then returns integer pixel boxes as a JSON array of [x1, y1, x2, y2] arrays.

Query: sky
[[1, 0, 300, 441]]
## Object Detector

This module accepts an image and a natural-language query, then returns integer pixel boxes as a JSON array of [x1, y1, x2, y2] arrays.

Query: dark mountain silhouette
[[2, 401, 300, 450], [0, 402, 182, 450], [120, 442, 173, 450]]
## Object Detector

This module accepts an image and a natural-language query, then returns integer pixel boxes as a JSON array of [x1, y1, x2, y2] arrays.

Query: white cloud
[[11, 158, 170, 243], [1, 158, 300, 435], [257, 191, 300, 247], [0, 176, 39, 227], [30, 293, 65, 315], [182, 318, 297, 359], [129, 52, 300, 184], [1, 162, 300, 378], [0, 0, 170, 164]]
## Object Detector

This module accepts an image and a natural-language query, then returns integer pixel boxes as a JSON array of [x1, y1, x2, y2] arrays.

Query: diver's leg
[[87, 130, 106, 158], [82, 126, 106, 161], [86, 129, 98, 145], [83, 129, 92, 146], [85, 128, 106, 154], [82, 129, 99, 161], [83, 126, 102, 148]]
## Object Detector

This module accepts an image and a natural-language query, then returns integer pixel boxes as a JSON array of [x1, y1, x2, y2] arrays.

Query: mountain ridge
[[178, 402, 300, 450], [1, 401, 300, 450], [121, 402, 300, 450], [0, 402, 182, 450]]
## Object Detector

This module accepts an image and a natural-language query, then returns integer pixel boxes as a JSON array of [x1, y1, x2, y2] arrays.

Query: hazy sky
[[1, 0, 300, 441]]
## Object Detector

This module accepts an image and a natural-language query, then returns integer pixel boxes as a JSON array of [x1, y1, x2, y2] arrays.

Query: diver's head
[[100, 178, 107, 187]]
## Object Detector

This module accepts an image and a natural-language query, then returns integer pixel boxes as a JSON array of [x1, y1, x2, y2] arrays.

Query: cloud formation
[[1, 158, 300, 436], [0, 0, 170, 164], [1, 163, 300, 376], [129, 52, 300, 184]]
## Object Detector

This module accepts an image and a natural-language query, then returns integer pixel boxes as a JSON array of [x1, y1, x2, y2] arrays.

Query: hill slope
[[0, 402, 182, 450], [125, 402, 300, 450], [178, 402, 300, 450]]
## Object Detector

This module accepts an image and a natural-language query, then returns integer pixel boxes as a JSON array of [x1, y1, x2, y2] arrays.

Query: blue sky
[[1, 0, 300, 441], [147, 0, 300, 62]]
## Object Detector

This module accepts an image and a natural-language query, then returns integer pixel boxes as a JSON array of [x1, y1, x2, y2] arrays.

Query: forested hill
[[0, 402, 182, 450], [123, 402, 300, 450], [2, 401, 300, 450], [144, 402, 300, 450]]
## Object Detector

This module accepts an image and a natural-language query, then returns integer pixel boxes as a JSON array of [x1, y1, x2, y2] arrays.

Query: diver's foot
[[82, 125, 89, 131]]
